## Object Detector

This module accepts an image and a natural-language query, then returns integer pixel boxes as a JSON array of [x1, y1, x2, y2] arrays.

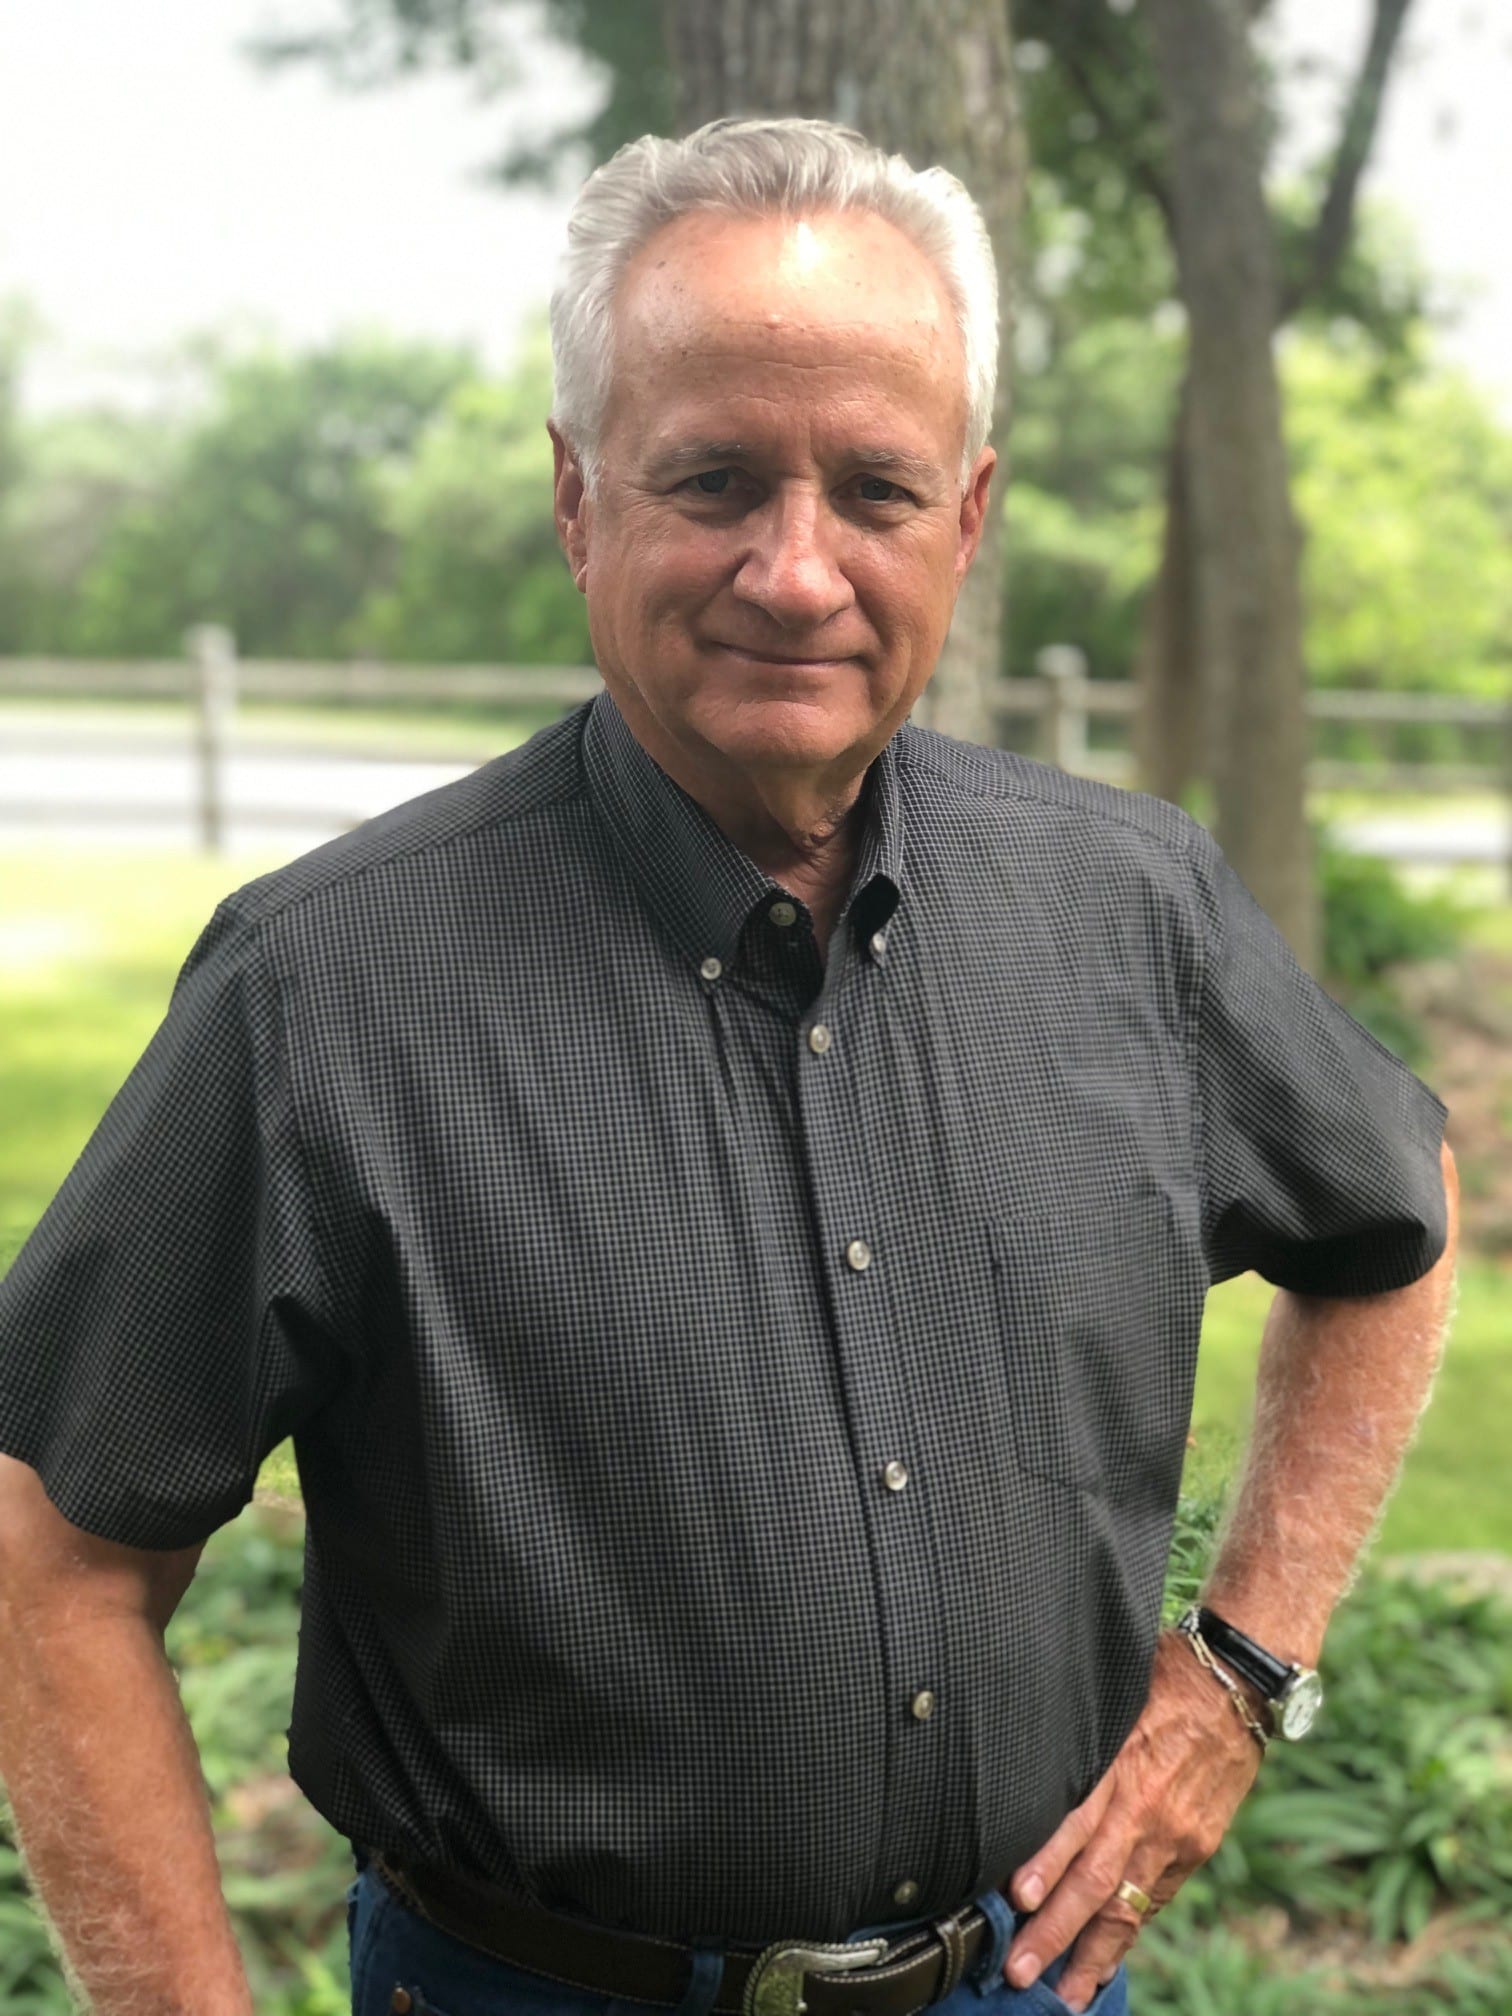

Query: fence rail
[[2, 635, 1508, 884]]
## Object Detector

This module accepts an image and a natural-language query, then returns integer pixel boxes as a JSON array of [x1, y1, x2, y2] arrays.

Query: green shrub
[[1315, 818, 1477, 1068], [1128, 1912, 1512, 2016], [1214, 1572, 1512, 1944], [1133, 1462, 1512, 2010]]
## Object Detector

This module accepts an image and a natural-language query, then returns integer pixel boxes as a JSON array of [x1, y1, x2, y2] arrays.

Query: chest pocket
[[988, 1182, 1199, 1500]]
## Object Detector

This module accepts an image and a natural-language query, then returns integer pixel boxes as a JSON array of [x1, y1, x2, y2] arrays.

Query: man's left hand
[[999, 1627, 1265, 2012]]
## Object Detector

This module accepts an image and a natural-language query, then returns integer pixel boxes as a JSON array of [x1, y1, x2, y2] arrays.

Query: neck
[[605, 682, 872, 916]]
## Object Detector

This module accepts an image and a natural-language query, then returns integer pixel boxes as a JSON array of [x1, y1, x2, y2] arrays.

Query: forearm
[[0, 1599, 252, 2016], [1202, 1176, 1459, 1665]]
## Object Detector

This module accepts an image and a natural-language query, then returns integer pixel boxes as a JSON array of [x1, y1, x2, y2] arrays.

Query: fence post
[[1036, 644, 1089, 773], [186, 624, 237, 855]]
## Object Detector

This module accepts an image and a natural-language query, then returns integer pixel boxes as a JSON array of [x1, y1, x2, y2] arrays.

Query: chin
[[701, 695, 866, 762]]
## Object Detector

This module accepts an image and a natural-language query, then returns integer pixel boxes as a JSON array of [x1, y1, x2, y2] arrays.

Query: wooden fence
[[2, 629, 1508, 883]]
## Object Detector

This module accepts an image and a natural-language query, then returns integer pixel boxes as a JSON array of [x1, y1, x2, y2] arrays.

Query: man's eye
[[692, 469, 733, 495], [858, 477, 905, 503]]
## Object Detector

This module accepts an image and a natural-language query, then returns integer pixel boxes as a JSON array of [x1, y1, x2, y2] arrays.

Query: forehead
[[606, 208, 966, 454]]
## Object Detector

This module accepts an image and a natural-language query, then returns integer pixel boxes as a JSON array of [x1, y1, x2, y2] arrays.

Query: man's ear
[[954, 443, 997, 588], [547, 420, 590, 592]]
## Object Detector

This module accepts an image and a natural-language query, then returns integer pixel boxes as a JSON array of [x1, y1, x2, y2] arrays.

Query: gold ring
[[1115, 1878, 1156, 1917]]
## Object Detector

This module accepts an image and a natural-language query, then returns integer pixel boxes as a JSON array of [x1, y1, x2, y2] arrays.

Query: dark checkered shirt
[[0, 687, 1449, 1945]]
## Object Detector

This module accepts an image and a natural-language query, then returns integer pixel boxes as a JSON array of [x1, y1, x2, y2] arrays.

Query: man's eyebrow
[[846, 448, 945, 488], [650, 441, 756, 474], [648, 441, 945, 487]]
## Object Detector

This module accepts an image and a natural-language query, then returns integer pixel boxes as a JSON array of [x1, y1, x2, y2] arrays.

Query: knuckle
[[1078, 1848, 1125, 1895], [1181, 1821, 1223, 1865], [1168, 1824, 1202, 1865]]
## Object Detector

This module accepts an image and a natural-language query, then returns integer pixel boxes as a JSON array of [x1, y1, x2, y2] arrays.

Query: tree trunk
[[1130, 366, 1203, 810], [1145, 0, 1316, 969], [662, 0, 1023, 747]]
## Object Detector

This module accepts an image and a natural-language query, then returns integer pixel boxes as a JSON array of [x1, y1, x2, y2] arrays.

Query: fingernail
[[1007, 1953, 1040, 1988], [1018, 1874, 1044, 1909]]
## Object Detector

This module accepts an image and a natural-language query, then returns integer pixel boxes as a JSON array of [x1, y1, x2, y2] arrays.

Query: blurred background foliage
[[1, 187, 1509, 693]]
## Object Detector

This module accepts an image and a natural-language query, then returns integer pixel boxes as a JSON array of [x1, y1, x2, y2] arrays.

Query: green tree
[[1006, 253, 1512, 714], [1007, 313, 1182, 686], [355, 322, 591, 664], [0, 296, 46, 651], [1285, 334, 1512, 701], [66, 332, 473, 657], [2, 404, 178, 654]]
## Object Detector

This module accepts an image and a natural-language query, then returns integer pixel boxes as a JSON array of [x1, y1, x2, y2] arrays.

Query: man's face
[[550, 206, 996, 785]]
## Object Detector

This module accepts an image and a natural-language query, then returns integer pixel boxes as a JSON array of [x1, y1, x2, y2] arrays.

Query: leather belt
[[369, 1850, 999, 2016]]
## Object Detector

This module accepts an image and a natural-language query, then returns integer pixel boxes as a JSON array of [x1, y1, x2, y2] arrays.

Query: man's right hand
[[999, 1627, 1265, 2012]]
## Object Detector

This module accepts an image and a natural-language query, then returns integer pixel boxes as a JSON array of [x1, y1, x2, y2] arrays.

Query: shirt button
[[883, 1460, 909, 1492], [911, 1690, 936, 1720], [869, 930, 888, 960], [700, 956, 722, 981], [807, 1024, 832, 1054], [893, 1879, 920, 1908], [390, 1993, 415, 2016], [845, 1238, 872, 1272], [769, 900, 798, 927]]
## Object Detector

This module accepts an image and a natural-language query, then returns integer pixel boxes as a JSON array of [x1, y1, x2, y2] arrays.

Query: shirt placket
[[793, 911, 952, 1923]]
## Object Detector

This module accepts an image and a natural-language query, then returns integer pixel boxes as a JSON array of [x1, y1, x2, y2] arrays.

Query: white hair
[[548, 114, 999, 499]]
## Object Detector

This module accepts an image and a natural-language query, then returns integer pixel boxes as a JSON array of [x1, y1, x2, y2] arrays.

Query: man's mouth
[[713, 644, 855, 666]]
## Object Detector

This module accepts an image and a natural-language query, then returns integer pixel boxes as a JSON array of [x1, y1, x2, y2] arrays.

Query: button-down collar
[[582, 685, 904, 973]]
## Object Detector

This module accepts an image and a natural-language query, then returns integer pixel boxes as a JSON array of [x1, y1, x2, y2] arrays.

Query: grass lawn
[[3, 798, 1507, 1558], [1182, 1263, 1511, 1554]]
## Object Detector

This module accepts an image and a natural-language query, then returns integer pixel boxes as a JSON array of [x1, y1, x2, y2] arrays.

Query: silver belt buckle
[[742, 1936, 891, 2016]]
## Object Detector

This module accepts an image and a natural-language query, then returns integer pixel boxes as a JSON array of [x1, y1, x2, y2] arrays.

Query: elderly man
[[0, 117, 1456, 2016]]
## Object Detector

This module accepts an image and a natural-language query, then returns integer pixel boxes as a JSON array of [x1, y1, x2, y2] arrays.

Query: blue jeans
[[344, 1850, 1130, 2016]]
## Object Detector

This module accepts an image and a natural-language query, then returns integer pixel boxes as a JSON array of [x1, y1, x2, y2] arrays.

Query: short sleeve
[[0, 898, 347, 1548], [1186, 819, 1450, 1295]]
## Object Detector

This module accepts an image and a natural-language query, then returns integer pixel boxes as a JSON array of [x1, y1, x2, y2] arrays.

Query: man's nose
[[730, 489, 856, 631]]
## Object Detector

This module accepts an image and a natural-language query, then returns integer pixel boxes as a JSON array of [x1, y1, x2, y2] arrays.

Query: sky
[[1264, 0, 1512, 410], [0, 0, 595, 411], [1, 0, 1511, 421]]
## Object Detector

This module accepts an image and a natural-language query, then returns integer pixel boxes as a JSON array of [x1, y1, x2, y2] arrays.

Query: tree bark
[[1130, 365, 1203, 810], [662, 0, 1023, 746], [1133, 0, 1413, 954], [1145, 0, 1316, 967]]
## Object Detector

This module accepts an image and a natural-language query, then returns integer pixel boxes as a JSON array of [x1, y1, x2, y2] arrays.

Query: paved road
[[0, 744, 478, 859], [1, 742, 1507, 871]]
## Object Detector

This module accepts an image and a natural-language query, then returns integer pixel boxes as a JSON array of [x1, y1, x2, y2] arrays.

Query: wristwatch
[[1177, 1605, 1325, 1739]]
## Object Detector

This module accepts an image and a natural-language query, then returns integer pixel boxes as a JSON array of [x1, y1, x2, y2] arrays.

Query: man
[[0, 116, 1456, 2016]]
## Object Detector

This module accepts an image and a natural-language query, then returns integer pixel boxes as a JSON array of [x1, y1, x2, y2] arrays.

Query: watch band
[[1174, 1621, 1270, 1753], [1194, 1605, 1296, 1701]]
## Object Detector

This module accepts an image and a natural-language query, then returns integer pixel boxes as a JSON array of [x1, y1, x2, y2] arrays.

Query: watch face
[[1279, 1670, 1324, 1739]]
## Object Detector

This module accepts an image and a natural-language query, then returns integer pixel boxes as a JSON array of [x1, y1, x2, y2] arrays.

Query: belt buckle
[[742, 1936, 891, 2016]]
